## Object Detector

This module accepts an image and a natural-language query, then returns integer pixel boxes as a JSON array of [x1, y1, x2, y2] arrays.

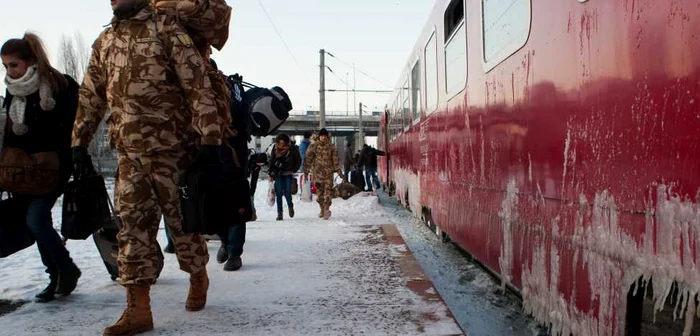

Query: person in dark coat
[[360, 144, 386, 191], [1, 33, 81, 302], [343, 142, 354, 181], [298, 132, 311, 172], [268, 133, 301, 220]]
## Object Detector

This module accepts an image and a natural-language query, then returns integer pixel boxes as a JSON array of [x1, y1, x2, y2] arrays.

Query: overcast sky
[[1, 0, 435, 115]]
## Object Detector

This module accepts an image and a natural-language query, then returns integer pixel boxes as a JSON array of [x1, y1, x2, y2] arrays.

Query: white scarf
[[4, 66, 56, 136]]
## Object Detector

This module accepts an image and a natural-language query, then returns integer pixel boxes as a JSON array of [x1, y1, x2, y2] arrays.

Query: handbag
[[62, 171, 111, 240], [0, 192, 34, 258], [291, 177, 298, 195], [0, 148, 59, 195]]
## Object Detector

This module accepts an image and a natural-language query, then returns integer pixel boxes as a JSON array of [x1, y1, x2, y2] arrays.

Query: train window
[[411, 60, 421, 123], [425, 32, 438, 114], [482, 0, 531, 71], [402, 78, 410, 129], [445, 21, 467, 98], [444, 0, 464, 41]]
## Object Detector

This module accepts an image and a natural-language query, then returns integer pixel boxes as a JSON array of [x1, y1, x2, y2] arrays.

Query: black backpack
[[226, 74, 293, 137]]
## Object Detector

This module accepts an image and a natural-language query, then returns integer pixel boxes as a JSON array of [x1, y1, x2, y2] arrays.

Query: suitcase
[[93, 210, 165, 282]]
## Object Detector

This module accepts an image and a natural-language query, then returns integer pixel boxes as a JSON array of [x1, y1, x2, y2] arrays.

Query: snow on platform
[[0, 180, 463, 335]]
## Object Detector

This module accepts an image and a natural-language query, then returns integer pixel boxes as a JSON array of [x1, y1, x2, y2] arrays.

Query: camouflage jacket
[[304, 138, 342, 180], [72, 6, 228, 154]]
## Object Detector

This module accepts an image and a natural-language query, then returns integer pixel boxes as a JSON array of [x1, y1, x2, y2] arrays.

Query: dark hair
[[319, 128, 329, 137], [303, 132, 312, 139], [275, 133, 291, 144], [1, 33, 67, 91]]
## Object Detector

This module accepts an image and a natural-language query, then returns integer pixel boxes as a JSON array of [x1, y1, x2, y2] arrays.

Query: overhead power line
[[325, 51, 393, 89], [256, 0, 314, 86]]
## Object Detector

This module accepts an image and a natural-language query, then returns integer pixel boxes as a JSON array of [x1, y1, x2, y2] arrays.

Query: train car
[[378, 1, 700, 335]]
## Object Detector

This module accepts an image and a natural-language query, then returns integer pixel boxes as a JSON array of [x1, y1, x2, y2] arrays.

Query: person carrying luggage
[[70, 0, 231, 334], [303, 128, 345, 220], [1, 33, 82, 303], [268, 133, 301, 221], [343, 142, 354, 181]]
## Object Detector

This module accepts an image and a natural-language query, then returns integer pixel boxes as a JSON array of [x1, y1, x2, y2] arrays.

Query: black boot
[[223, 256, 242, 272], [276, 212, 283, 221], [56, 263, 81, 296], [289, 208, 295, 218], [216, 244, 228, 264], [35, 274, 58, 303]]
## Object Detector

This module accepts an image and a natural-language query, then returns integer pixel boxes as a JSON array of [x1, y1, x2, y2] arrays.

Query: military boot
[[323, 208, 332, 220], [103, 284, 153, 336], [185, 268, 209, 311]]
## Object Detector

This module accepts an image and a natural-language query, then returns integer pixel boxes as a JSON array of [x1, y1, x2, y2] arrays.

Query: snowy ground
[[0, 180, 464, 336], [376, 193, 549, 336]]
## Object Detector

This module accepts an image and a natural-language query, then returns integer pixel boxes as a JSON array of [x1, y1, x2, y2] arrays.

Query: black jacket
[[269, 145, 301, 176], [2, 74, 79, 188], [361, 147, 386, 169]]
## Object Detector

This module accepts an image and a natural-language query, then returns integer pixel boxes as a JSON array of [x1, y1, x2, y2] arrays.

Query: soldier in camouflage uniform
[[304, 128, 345, 220], [70, 0, 230, 335]]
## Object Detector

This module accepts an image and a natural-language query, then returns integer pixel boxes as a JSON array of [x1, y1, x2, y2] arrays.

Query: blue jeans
[[163, 222, 174, 247], [365, 167, 379, 190], [24, 194, 73, 276], [219, 224, 246, 258], [274, 175, 294, 213]]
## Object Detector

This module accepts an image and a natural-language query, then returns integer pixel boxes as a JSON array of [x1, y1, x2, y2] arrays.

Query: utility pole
[[319, 49, 326, 128], [353, 63, 356, 115], [358, 102, 364, 147]]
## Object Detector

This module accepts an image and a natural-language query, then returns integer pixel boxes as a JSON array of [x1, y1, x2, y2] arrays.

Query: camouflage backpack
[[150, 0, 232, 51]]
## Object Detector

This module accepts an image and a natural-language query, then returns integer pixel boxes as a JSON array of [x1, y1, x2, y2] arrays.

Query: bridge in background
[[277, 111, 380, 137]]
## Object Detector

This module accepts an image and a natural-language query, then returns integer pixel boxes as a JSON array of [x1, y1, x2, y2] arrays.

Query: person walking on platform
[[268, 133, 301, 221], [71, 0, 228, 334], [304, 128, 344, 220], [298, 132, 311, 172], [1, 33, 82, 303], [343, 142, 354, 181]]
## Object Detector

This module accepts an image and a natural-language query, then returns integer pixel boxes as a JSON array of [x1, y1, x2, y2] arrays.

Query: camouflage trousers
[[314, 178, 334, 210], [115, 150, 209, 285]]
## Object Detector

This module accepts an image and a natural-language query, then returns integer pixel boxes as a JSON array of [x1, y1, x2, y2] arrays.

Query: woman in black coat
[[268, 133, 302, 220], [1, 33, 81, 302]]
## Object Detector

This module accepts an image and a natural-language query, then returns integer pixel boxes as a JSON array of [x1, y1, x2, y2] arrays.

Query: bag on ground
[[62, 173, 111, 240], [350, 168, 365, 190], [0, 193, 34, 258], [300, 175, 312, 203], [267, 181, 276, 207], [334, 182, 360, 200], [179, 157, 252, 235]]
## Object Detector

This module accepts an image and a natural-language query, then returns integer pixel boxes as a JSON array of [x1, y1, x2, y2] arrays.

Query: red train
[[378, 1, 700, 335]]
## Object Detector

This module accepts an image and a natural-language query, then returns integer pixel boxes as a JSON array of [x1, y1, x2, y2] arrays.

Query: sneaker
[[216, 244, 228, 264], [289, 208, 295, 218], [223, 256, 242, 272], [163, 244, 175, 254]]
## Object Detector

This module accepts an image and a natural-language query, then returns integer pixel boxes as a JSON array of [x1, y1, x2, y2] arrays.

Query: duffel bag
[[245, 86, 293, 137]]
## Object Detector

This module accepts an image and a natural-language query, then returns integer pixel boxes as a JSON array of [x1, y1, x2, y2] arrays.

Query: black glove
[[71, 146, 93, 179], [198, 144, 222, 163]]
